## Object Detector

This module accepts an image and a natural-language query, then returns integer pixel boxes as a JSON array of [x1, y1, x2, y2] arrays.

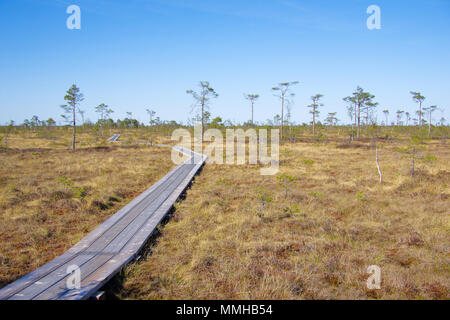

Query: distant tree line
[[3, 82, 447, 149]]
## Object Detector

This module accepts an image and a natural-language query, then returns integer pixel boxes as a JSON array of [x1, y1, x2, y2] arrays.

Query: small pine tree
[[61, 84, 84, 150]]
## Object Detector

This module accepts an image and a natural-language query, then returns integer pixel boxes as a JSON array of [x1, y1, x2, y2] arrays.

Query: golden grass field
[[0, 128, 173, 287], [0, 126, 448, 300], [116, 134, 449, 300]]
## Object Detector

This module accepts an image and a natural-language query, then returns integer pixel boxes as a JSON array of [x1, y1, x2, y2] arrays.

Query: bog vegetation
[[0, 128, 174, 287], [0, 83, 448, 299], [114, 128, 448, 300]]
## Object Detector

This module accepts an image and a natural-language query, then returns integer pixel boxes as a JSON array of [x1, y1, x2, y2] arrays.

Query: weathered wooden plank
[[9, 163, 194, 299], [107, 134, 120, 142], [0, 160, 188, 299], [58, 160, 205, 299], [45, 163, 198, 300], [0, 145, 206, 300], [44, 164, 198, 300], [0, 162, 185, 299]]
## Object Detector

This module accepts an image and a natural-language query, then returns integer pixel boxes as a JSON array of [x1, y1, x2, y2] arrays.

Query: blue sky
[[0, 0, 449, 125]]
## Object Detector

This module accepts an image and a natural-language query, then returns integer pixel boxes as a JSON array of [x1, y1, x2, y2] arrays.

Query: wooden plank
[[39, 164, 197, 300], [9, 164, 194, 300], [58, 161, 205, 299], [0, 159, 187, 299], [107, 134, 120, 142], [0, 145, 206, 300], [37, 165, 197, 299]]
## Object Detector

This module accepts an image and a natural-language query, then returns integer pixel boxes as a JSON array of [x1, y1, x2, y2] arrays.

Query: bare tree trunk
[[419, 102, 422, 127], [313, 107, 316, 136], [428, 112, 431, 136], [201, 100, 205, 144], [357, 103, 361, 139], [251, 101, 254, 126], [72, 105, 76, 151], [281, 95, 284, 138], [376, 145, 382, 184], [100, 117, 103, 137]]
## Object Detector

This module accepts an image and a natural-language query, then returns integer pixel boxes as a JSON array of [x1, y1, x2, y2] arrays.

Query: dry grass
[[0, 131, 173, 288], [118, 137, 449, 300], [1, 127, 448, 300]]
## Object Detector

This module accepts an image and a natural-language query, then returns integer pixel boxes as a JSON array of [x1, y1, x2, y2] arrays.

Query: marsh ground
[[117, 135, 449, 300], [0, 127, 448, 299], [0, 129, 173, 287]]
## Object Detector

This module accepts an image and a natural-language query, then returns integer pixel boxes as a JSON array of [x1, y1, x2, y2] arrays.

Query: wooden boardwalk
[[0, 146, 206, 300], [107, 133, 120, 142]]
